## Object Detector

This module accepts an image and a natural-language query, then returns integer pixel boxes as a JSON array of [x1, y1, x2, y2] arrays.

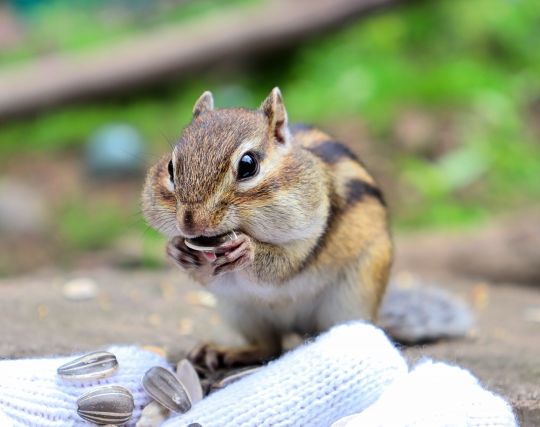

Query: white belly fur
[[207, 267, 371, 337]]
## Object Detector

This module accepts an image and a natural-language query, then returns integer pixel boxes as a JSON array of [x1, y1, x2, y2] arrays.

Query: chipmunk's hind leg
[[189, 302, 283, 371]]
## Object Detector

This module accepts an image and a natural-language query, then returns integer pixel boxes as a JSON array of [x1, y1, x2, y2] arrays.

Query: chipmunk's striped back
[[286, 123, 392, 319]]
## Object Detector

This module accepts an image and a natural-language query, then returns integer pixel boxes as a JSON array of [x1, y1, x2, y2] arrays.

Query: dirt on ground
[[1, 228, 539, 426]]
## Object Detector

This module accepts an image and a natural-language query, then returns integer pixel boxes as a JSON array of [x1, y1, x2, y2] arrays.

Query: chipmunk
[[142, 88, 471, 369]]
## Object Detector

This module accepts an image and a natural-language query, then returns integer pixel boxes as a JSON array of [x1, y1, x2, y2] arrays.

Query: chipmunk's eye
[[168, 160, 174, 184], [237, 152, 258, 180]]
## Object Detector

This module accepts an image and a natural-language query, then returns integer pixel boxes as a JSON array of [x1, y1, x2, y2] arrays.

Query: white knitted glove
[[0, 346, 169, 427], [331, 361, 518, 427], [0, 325, 518, 427], [163, 322, 408, 427]]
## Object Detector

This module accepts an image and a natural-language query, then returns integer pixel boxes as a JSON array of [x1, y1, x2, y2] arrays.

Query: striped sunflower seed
[[176, 359, 203, 404], [76, 385, 134, 425], [57, 351, 118, 381], [142, 366, 192, 413]]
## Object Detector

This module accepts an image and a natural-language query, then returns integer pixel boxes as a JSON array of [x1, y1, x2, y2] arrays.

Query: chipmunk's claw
[[212, 232, 254, 275], [188, 343, 221, 371], [167, 237, 209, 270], [188, 342, 273, 371]]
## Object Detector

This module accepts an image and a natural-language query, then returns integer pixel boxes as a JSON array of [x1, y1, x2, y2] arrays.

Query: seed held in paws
[[185, 231, 238, 252]]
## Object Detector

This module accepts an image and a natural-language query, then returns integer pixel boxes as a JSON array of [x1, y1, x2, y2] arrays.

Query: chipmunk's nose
[[177, 208, 210, 237], [183, 210, 194, 230]]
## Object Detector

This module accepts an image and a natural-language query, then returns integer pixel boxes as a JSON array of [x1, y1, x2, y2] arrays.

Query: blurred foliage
[[1, 0, 540, 259], [277, 0, 540, 227], [2, 0, 258, 66], [59, 200, 127, 250]]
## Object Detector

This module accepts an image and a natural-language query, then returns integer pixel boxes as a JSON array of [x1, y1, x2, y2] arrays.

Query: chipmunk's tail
[[378, 285, 473, 344]]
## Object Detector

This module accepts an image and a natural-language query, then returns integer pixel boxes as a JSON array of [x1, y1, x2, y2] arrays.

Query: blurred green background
[[0, 0, 539, 276]]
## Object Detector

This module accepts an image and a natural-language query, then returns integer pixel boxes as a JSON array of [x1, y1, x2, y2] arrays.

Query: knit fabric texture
[[0, 323, 519, 427], [0, 346, 168, 427], [332, 361, 518, 427], [163, 322, 408, 427]]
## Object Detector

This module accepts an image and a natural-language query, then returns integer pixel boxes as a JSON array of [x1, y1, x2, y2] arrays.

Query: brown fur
[[174, 109, 265, 203], [142, 88, 392, 368]]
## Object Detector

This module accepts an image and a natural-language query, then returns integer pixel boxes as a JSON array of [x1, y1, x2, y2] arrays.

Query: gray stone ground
[[1, 262, 539, 425]]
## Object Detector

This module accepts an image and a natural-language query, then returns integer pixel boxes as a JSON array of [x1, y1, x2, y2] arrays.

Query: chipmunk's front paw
[[166, 236, 209, 270], [212, 232, 254, 275]]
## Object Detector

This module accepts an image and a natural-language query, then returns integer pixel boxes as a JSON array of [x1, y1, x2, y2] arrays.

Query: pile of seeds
[[56, 350, 261, 425]]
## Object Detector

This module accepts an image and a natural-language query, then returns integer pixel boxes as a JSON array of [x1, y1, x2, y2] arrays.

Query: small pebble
[[77, 385, 134, 425], [147, 313, 162, 327], [184, 290, 217, 308], [178, 318, 194, 335], [142, 345, 167, 358], [471, 282, 490, 310], [142, 366, 192, 413], [160, 281, 176, 300], [0, 179, 48, 236], [57, 351, 118, 381], [86, 123, 145, 178], [62, 278, 98, 301], [37, 304, 49, 320]]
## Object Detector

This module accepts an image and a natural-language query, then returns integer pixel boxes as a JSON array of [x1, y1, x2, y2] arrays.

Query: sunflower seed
[[76, 385, 134, 425], [185, 231, 237, 252], [57, 351, 118, 381], [211, 366, 262, 391], [176, 359, 203, 404], [142, 366, 192, 413]]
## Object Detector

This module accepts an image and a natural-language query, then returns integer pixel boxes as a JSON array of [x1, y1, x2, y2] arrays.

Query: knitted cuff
[[163, 322, 408, 427], [0, 346, 169, 427], [333, 360, 518, 427]]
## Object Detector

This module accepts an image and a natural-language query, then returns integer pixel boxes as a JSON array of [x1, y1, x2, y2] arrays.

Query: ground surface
[[1, 241, 539, 426]]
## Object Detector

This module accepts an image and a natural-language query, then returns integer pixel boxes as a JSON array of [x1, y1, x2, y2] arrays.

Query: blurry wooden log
[[395, 208, 540, 285], [0, 0, 401, 120]]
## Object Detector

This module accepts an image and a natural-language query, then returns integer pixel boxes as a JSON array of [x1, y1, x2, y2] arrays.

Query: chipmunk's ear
[[260, 87, 290, 144], [193, 91, 214, 118]]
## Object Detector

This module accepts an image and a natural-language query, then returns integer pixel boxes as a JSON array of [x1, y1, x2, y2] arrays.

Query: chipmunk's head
[[142, 87, 296, 241]]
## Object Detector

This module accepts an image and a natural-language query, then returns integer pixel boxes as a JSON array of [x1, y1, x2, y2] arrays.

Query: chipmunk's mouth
[[185, 231, 237, 252], [188, 233, 228, 246]]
